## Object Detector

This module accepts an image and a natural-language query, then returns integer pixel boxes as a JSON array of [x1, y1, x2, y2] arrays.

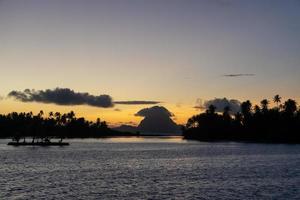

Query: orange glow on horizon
[[0, 99, 199, 127], [1, 96, 299, 128]]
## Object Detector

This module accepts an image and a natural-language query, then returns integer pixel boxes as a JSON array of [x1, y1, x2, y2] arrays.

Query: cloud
[[135, 106, 174, 118], [8, 88, 113, 108], [114, 101, 160, 105], [222, 74, 255, 77], [8, 88, 161, 108], [195, 98, 241, 113]]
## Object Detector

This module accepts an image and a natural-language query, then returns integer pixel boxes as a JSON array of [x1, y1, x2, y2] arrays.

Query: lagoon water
[[0, 137, 299, 199]]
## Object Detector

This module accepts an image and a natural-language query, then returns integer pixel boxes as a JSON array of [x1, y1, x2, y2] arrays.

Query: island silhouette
[[1, 95, 299, 143], [0, 110, 137, 143], [183, 95, 300, 143], [115, 106, 181, 135]]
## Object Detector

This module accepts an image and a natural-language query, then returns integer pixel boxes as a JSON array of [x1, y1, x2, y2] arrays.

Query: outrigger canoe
[[7, 142, 69, 146]]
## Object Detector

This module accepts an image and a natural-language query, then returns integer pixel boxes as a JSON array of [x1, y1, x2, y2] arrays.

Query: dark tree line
[[183, 95, 300, 143], [0, 110, 134, 139]]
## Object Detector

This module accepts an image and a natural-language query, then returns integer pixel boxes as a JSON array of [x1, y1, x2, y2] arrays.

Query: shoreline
[[2, 135, 300, 144]]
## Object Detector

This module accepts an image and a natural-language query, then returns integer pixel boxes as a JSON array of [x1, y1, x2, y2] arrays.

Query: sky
[[0, 0, 300, 126]]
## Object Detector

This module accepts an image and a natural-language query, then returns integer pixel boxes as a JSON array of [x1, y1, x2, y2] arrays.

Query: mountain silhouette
[[135, 106, 181, 135]]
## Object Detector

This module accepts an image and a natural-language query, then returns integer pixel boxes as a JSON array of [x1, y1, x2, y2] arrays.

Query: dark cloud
[[195, 98, 241, 113], [222, 74, 255, 77], [8, 88, 113, 108], [115, 101, 160, 105], [135, 106, 180, 134], [135, 106, 174, 118], [8, 88, 160, 108]]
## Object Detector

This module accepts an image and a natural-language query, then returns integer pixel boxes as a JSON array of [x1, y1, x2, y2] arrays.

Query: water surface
[[0, 137, 299, 199]]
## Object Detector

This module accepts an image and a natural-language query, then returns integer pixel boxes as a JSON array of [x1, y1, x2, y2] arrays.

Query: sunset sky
[[1, 0, 300, 126]]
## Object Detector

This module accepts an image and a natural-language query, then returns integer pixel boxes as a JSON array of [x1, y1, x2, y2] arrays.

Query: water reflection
[[101, 136, 186, 143], [64, 136, 186, 144]]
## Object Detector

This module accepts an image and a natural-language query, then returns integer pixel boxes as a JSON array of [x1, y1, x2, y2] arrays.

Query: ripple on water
[[0, 138, 300, 199]]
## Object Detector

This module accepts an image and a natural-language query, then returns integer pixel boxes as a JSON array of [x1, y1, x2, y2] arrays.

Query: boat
[[7, 137, 69, 146], [7, 141, 69, 146]]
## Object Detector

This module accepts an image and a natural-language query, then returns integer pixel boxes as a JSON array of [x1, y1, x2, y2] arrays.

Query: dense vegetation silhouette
[[0, 111, 136, 140], [1, 95, 299, 143], [183, 95, 300, 143]]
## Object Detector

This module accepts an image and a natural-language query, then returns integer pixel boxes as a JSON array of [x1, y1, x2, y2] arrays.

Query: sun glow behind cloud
[[0, 97, 198, 127]]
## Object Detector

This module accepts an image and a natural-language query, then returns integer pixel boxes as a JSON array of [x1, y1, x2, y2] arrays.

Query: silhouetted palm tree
[[100, 121, 108, 129], [260, 99, 269, 112], [186, 115, 199, 128], [273, 95, 282, 109], [67, 111, 76, 122], [54, 112, 61, 125], [207, 105, 216, 114], [284, 99, 297, 115], [96, 118, 101, 128], [254, 105, 261, 114], [234, 112, 243, 123], [38, 110, 44, 118], [61, 114, 67, 125], [222, 106, 232, 123], [184, 96, 300, 143], [0, 110, 124, 139], [241, 100, 252, 116]]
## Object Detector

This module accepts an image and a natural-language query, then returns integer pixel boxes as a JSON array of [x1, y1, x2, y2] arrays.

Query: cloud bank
[[8, 88, 159, 108], [135, 106, 174, 118], [195, 98, 241, 113], [8, 88, 113, 108], [222, 74, 255, 77]]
